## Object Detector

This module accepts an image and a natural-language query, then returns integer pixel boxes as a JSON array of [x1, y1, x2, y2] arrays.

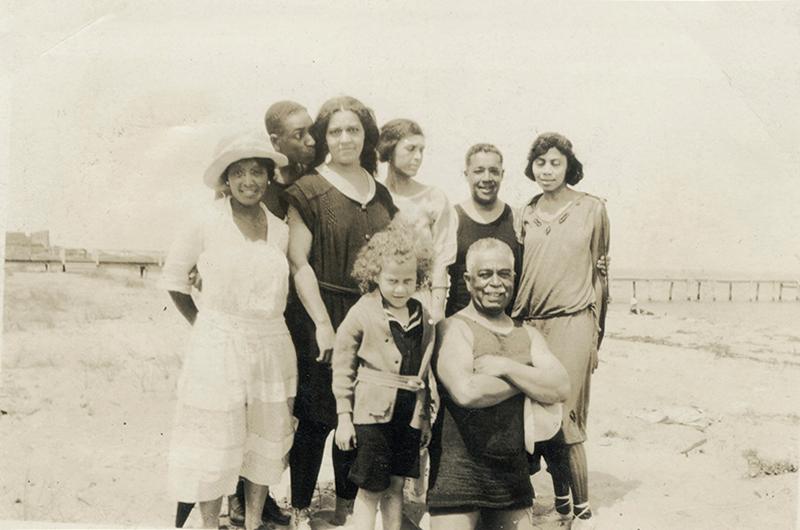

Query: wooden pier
[[614, 277, 799, 302], [5, 251, 163, 278]]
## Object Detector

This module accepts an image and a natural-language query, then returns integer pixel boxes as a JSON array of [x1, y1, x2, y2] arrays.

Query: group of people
[[159, 95, 610, 530]]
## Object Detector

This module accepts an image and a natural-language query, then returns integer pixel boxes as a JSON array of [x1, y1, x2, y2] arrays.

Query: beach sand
[[1, 270, 797, 529]]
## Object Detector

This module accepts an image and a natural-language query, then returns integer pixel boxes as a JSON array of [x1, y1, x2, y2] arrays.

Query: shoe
[[555, 494, 572, 520], [291, 508, 312, 530], [262, 495, 290, 526], [228, 495, 245, 527], [570, 515, 596, 529], [570, 504, 595, 529], [330, 496, 354, 526]]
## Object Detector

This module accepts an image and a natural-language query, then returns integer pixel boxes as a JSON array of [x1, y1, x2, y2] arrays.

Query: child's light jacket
[[332, 290, 437, 427]]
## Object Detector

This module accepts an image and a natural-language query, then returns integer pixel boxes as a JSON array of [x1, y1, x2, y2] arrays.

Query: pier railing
[[611, 277, 799, 302], [5, 252, 163, 277]]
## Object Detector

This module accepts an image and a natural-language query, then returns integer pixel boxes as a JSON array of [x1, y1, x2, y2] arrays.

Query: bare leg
[[197, 497, 223, 529], [378, 476, 405, 530], [352, 487, 382, 530], [481, 508, 532, 530], [430, 510, 479, 530], [243, 479, 269, 530]]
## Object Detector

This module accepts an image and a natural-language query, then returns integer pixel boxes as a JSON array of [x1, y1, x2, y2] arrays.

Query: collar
[[316, 163, 376, 206], [382, 297, 423, 333]]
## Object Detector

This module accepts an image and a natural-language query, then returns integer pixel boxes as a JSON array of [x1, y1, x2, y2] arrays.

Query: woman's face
[[531, 147, 568, 193], [326, 110, 364, 166], [225, 159, 269, 207], [391, 134, 425, 178]]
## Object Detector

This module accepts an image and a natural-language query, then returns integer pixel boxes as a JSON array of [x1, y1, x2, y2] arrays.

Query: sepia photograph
[[1, 2, 798, 529]]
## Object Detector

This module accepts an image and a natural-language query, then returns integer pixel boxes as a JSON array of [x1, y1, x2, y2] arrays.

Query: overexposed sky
[[3, 1, 799, 275]]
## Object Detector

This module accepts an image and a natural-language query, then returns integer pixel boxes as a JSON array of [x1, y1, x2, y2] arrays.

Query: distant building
[[5, 230, 55, 261], [5, 230, 164, 266]]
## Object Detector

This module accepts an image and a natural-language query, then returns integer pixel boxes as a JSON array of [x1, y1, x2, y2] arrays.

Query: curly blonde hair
[[351, 219, 434, 294]]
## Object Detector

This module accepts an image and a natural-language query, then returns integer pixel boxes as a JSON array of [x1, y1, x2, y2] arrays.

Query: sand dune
[[1, 270, 797, 529]]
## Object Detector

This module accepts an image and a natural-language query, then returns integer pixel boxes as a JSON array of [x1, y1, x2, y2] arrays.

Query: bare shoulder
[[425, 184, 449, 204], [438, 315, 473, 344]]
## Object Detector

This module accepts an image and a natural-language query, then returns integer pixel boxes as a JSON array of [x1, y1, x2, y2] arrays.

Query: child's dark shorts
[[348, 417, 422, 492]]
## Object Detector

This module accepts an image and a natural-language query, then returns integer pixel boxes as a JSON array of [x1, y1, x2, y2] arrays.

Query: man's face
[[464, 151, 504, 206], [465, 247, 515, 316], [273, 110, 315, 166]]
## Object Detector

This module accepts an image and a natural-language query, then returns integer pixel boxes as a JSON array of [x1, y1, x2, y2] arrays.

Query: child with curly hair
[[331, 219, 437, 530]]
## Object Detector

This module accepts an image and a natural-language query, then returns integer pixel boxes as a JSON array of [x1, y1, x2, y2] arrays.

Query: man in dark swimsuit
[[446, 144, 520, 317], [429, 238, 569, 529]]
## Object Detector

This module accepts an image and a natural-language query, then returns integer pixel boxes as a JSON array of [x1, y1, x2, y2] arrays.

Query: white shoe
[[554, 494, 573, 521], [570, 505, 596, 530], [291, 508, 312, 530]]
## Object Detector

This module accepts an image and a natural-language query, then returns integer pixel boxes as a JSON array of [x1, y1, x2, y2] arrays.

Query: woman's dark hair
[[222, 157, 276, 184], [310, 96, 380, 175], [377, 119, 424, 163], [523, 132, 583, 186]]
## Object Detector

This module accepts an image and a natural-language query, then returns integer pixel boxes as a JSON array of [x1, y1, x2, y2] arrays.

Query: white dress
[[159, 197, 297, 502]]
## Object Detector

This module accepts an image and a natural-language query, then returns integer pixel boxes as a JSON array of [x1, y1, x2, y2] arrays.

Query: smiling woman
[[157, 131, 297, 530]]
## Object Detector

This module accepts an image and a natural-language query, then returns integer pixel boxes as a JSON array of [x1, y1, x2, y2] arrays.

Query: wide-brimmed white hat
[[203, 131, 289, 190]]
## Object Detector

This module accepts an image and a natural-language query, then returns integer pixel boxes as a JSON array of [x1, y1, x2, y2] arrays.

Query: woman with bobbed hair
[[512, 132, 610, 529], [284, 95, 398, 528], [378, 118, 455, 322]]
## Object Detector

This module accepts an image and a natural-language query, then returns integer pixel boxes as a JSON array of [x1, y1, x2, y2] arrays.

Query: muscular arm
[[508, 328, 570, 403], [473, 327, 570, 404], [435, 319, 519, 409]]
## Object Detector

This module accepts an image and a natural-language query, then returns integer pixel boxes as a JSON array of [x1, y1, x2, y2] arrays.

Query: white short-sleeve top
[[388, 185, 456, 289], [159, 197, 290, 318]]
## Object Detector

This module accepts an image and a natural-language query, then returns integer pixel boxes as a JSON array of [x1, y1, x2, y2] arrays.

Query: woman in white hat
[[159, 131, 297, 530]]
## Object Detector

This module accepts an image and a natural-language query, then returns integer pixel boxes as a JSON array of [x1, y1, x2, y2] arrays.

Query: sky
[[2, 1, 799, 276]]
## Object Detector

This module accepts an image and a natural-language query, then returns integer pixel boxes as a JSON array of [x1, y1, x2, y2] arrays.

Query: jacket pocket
[[353, 380, 394, 424]]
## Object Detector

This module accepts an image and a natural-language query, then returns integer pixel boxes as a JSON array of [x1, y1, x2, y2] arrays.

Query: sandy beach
[[1, 269, 797, 529]]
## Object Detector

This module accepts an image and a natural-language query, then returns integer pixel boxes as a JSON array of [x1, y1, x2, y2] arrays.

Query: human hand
[[420, 419, 432, 449], [334, 417, 357, 451], [405, 376, 425, 392], [596, 255, 611, 276], [473, 355, 511, 377], [591, 348, 599, 373], [315, 322, 335, 363]]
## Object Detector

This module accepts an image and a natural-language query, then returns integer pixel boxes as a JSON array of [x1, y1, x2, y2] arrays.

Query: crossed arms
[[435, 318, 569, 409]]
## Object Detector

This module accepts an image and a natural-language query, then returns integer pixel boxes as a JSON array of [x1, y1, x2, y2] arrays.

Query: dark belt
[[318, 280, 361, 297]]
